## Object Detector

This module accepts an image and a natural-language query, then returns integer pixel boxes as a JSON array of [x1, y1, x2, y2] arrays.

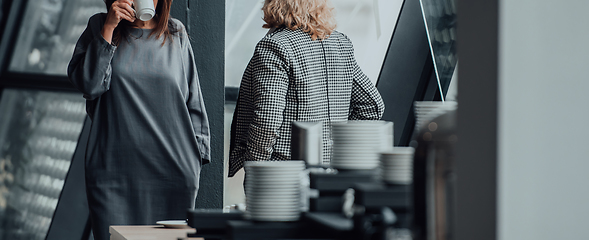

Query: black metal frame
[[376, 0, 448, 147]]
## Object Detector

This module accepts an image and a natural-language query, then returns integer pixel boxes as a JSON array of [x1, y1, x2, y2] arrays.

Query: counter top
[[109, 225, 202, 240]]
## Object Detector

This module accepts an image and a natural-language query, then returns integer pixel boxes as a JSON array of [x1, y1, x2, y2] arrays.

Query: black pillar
[[171, 0, 225, 209], [455, 0, 498, 239]]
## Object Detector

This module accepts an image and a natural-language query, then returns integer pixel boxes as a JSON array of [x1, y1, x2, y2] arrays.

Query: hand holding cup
[[102, 0, 135, 43], [105, 0, 136, 28]]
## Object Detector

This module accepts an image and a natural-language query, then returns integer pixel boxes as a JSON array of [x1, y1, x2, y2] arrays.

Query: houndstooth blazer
[[228, 27, 385, 177]]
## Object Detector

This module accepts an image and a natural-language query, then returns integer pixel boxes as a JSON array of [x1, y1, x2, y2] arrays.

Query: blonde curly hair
[[262, 0, 336, 41]]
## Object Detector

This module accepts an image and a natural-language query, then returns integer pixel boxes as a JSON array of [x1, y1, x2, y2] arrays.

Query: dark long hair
[[104, 0, 179, 45]]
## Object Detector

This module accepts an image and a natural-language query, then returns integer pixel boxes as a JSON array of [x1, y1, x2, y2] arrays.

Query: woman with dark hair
[[228, 0, 385, 177], [68, 1, 210, 239]]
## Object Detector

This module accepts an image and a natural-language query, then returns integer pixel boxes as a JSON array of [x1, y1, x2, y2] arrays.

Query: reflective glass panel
[[0, 89, 86, 240], [8, 0, 105, 75], [419, 0, 458, 99]]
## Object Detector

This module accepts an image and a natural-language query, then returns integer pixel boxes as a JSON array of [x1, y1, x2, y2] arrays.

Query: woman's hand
[[101, 0, 136, 44]]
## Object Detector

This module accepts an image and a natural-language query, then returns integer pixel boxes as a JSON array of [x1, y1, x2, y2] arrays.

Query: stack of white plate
[[380, 147, 415, 184], [244, 161, 305, 221], [414, 101, 457, 130], [331, 121, 387, 170]]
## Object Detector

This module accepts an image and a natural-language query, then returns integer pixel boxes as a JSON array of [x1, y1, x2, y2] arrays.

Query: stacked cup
[[380, 147, 415, 184], [331, 121, 385, 170], [244, 161, 305, 221]]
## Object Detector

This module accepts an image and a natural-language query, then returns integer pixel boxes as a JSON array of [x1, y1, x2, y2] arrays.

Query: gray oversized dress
[[67, 13, 210, 240]]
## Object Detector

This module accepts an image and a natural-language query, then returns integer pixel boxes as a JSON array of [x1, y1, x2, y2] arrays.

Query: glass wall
[[8, 0, 104, 75], [419, 0, 457, 100], [0, 89, 86, 240], [223, 0, 405, 206]]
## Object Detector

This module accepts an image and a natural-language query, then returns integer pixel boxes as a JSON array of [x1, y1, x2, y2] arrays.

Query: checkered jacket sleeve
[[228, 28, 385, 177], [349, 46, 385, 120], [245, 37, 290, 163]]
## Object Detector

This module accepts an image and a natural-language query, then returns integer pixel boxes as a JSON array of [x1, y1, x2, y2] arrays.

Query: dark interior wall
[[171, 0, 225, 209], [455, 0, 498, 239]]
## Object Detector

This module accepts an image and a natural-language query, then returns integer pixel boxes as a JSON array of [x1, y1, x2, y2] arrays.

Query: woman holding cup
[[68, 1, 210, 239]]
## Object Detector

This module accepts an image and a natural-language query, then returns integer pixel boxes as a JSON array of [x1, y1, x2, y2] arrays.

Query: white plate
[[333, 152, 380, 156], [245, 175, 301, 181], [332, 158, 380, 163], [247, 191, 299, 195], [245, 179, 301, 184], [246, 215, 300, 222], [333, 158, 380, 162], [333, 151, 380, 156], [332, 128, 382, 132], [245, 189, 300, 195], [332, 133, 381, 137], [332, 124, 384, 129], [245, 210, 301, 215], [247, 204, 300, 209], [245, 170, 303, 176], [246, 205, 301, 210], [333, 159, 380, 163], [246, 165, 304, 169], [244, 161, 305, 168], [333, 151, 380, 155], [332, 138, 382, 142], [247, 170, 302, 175], [156, 220, 188, 228], [331, 164, 379, 170]]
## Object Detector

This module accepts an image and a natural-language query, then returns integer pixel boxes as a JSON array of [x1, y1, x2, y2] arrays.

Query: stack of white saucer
[[380, 147, 415, 184], [414, 101, 457, 130], [244, 161, 305, 221], [331, 121, 387, 170]]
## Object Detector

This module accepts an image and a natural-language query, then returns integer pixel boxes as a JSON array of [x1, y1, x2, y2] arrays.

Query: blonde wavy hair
[[262, 0, 336, 41]]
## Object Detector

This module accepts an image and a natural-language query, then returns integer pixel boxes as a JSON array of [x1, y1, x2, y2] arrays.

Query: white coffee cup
[[133, 0, 155, 21]]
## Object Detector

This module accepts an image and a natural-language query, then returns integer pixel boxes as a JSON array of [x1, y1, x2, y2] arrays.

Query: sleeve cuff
[[97, 34, 117, 53]]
